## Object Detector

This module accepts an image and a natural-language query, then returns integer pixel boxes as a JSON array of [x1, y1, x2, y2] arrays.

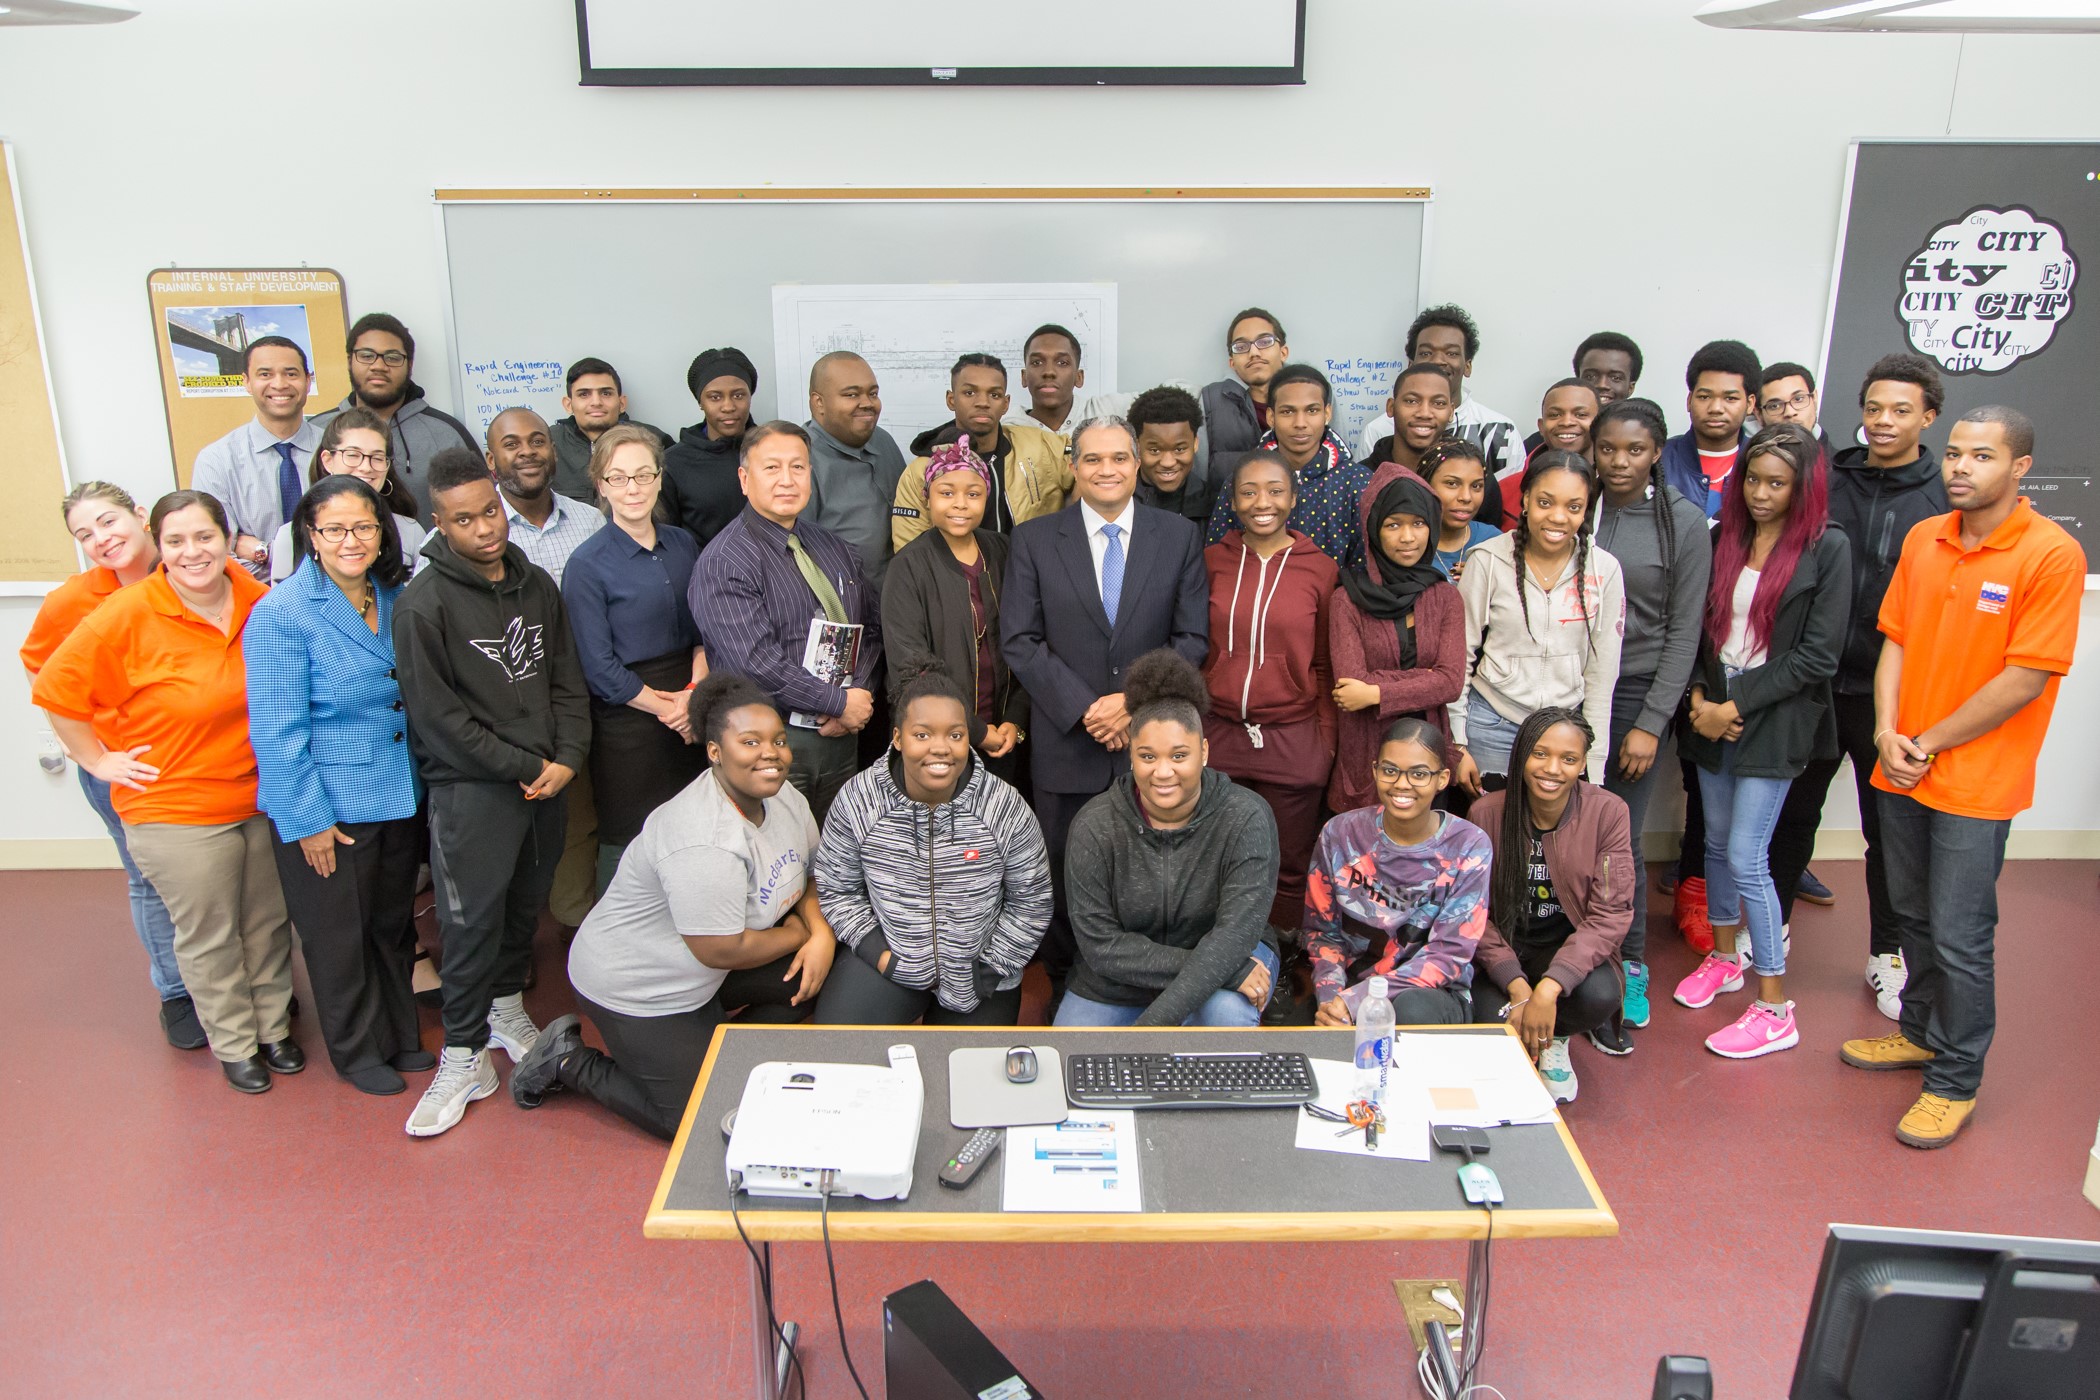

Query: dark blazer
[[1682, 526, 1854, 780], [1001, 501, 1209, 795]]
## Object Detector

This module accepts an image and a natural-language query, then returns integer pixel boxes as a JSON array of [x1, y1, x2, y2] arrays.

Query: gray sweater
[[1597, 483, 1712, 737], [1064, 768, 1280, 1026]]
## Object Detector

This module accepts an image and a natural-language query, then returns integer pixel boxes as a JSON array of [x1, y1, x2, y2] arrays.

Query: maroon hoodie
[[1326, 461, 1465, 813], [1201, 526, 1338, 789]]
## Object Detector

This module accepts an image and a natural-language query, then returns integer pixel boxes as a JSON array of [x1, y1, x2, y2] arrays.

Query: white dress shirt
[[1078, 496, 1136, 600], [191, 417, 321, 575]]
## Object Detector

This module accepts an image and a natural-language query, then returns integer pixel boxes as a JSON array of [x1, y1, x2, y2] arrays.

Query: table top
[[644, 1025, 1618, 1244]]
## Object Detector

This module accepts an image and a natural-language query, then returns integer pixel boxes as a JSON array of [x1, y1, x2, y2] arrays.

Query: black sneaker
[[159, 994, 208, 1051], [511, 1013, 583, 1108], [1586, 1018, 1635, 1057]]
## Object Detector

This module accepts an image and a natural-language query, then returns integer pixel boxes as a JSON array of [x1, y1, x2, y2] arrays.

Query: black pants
[[1386, 983, 1473, 1025], [784, 728, 858, 828], [1767, 692, 1897, 950], [427, 781, 566, 1050], [811, 945, 1024, 1025], [1471, 948, 1621, 1038], [564, 958, 802, 1140], [1880, 792, 2010, 1099], [1604, 671, 1670, 965], [272, 815, 423, 1076], [1675, 755, 1707, 880], [1031, 786, 1102, 1001]]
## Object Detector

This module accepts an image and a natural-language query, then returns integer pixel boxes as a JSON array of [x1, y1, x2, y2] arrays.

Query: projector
[[724, 1044, 923, 1201]]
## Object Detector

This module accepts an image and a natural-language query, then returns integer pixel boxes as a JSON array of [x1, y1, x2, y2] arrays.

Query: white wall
[[3, 0, 2098, 862]]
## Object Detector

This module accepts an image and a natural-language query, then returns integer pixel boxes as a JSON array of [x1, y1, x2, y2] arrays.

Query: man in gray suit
[[1001, 416, 1208, 1000]]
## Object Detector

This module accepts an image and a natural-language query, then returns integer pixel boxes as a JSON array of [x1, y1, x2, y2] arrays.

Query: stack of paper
[[1001, 1111, 1143, 1213], [1397, 1032, 1558, 1127]]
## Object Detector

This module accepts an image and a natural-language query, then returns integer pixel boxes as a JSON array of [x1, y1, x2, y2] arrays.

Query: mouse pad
[[948, 1046, 1070, 1129]]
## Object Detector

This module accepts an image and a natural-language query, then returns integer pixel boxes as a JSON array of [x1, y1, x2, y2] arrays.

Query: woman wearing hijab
[[1327, 463, 1466, 814]]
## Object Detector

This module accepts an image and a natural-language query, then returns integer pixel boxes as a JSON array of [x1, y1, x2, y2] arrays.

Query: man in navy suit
[[1002, 416, 1208, 998]]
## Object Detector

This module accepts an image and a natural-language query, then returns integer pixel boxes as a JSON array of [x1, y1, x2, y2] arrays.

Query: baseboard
[[1639, 830, 2100, 861], [0, 837, 121, 870]]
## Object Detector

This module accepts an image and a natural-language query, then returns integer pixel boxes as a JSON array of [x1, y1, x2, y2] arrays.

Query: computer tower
[[883, 1279, 1041, 1400]]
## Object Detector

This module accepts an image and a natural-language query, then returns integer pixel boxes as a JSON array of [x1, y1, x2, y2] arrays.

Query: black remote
[[939, 1128, 1002, 1189]]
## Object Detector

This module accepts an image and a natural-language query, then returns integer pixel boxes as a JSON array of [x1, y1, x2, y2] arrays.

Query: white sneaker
[[1537, 1036, 1578, 1104], [405, 1046, 497, 1137], [1735, 924, 1794, 968], [486, 994, 541, 1064], [1865, 953, 1907, 1021]]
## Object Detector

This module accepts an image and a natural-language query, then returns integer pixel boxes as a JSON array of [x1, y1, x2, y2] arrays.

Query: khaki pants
[[125, 815, 295, 1062], [547, 765, 600, 928]]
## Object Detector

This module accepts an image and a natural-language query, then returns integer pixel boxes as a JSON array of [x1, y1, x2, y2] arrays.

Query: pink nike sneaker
[[1672, 954, 1745, 1010], [1705, 1002, 1800, 1059]]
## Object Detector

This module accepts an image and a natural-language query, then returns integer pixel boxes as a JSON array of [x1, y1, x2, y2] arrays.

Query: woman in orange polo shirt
[[33, 490, 300, 1095], [19, 482, 200, 1050]]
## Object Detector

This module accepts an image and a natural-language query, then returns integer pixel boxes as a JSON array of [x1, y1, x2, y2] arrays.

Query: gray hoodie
[[1596, 482, 1712, 736], [1064, 768, 1280, 1026], [312, 385, 480, 519]]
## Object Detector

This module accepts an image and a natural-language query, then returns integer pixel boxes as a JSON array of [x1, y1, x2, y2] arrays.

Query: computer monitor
[[1790, 1223, 2100, 1400]]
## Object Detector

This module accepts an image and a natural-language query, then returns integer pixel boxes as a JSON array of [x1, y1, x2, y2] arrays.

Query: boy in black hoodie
[[1767, 354, 1943, 1017], [394, 448, 591, 1137]]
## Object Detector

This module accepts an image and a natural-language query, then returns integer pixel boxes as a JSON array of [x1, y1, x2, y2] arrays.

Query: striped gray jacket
[[813, 753, 1052, 1013]]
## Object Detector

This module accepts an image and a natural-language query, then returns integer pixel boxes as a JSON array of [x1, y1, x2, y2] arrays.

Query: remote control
[[939, 1128, 1002, 1189]]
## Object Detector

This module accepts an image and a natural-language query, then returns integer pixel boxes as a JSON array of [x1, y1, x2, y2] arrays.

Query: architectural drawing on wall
[[772, 282, 1118, 448]]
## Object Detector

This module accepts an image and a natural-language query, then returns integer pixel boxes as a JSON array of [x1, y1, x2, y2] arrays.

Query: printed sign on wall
[[1899, 206, 2077, 375]]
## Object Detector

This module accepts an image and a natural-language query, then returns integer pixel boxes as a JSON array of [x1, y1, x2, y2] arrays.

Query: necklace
[[355, 587, 376, 619]]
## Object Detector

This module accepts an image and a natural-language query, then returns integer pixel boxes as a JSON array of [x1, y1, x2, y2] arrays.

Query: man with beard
[[312, 313, 479, 518], [1360, 362, 1458, 475], [551, 357, 669, 503], [891, 353, 1070, 551], [661, 347, 759, 550]]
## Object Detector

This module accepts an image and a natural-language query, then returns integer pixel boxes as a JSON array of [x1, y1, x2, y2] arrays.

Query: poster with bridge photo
[[164, 303, 316, 398], [146, 267, 351, 487]]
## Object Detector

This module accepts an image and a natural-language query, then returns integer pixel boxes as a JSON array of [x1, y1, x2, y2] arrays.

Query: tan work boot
[[1895, 1093, 1975, 1149], [1840, 1031, 1935, 1070]]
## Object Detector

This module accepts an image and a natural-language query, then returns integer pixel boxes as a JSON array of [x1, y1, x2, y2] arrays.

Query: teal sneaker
[[1537, 1037, 1578, 1104], [1622, 961, 1651, 1028]]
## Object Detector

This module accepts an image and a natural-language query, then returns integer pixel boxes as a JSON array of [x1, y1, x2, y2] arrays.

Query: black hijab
[[1340, 473, 1445, 666]]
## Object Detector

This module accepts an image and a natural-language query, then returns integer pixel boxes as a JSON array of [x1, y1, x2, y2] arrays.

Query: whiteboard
[[435, 190, 1427, 452]]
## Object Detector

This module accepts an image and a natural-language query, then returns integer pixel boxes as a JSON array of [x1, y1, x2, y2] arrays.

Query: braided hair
[[1488, 705, 1594, 946], [1509, 449, 1600, 649], [1592, 396, 1675, 604]]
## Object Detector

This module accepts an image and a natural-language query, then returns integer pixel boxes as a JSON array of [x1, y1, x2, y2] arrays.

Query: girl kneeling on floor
[[1672, 423, 1850, 1060], [1469, 707, 1636, 1104]]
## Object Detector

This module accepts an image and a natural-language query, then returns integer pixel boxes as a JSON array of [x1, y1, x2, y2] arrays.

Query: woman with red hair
[[1671, 423, 1852, 1060]]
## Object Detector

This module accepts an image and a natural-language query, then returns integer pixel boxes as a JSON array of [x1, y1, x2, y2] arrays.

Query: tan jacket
[[890, 421, 1072, 551]]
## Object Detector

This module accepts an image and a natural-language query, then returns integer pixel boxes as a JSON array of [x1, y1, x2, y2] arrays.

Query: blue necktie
[[1100, 521, 1124, 627], [274, 441, 301, 525]]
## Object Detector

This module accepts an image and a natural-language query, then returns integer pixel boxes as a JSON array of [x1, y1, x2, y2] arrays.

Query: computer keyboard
[[1063, 1051, 1316, 1109]]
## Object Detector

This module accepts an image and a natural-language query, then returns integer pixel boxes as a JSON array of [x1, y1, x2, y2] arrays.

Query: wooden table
[[647, 1024, 1618, 1396]]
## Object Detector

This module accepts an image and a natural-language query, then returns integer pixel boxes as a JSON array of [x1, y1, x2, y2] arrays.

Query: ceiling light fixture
[[1699, 0, 2100, 31]]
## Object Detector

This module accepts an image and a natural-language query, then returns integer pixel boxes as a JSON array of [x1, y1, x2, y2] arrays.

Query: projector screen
[[575, 0, 1306, 85]]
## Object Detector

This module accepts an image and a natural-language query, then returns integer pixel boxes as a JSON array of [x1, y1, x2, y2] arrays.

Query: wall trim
[[0, 837, 120, 870], [1639, 830, 2100, 861]]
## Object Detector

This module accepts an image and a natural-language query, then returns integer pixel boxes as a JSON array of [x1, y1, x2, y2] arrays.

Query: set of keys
[[1307, 1097, 1386, 1149]]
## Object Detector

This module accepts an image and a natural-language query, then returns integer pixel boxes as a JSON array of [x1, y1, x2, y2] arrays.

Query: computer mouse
[[1004, 1046, 1038, 1084]]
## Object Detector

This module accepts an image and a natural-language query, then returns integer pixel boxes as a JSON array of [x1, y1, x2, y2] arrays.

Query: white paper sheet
[[1292, 1057, 1431, 1162], [1000, 1110, 1142, 1213], [771, 282, 1118, 448], [1397, 1032, 1558, 1128]]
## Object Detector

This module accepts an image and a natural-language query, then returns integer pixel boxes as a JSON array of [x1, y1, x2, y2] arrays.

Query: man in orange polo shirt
[[1839, 405, 2084, 1148]]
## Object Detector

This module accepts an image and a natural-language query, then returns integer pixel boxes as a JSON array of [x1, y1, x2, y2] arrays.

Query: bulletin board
[[147, 266, 352, 486], [0, 142, 79, 588]]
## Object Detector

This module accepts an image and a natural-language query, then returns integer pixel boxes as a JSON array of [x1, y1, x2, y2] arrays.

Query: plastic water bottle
[[1354, 976, 1395, 1105]]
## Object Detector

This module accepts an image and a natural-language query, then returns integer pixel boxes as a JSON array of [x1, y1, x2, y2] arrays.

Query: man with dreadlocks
[[1449, 451, 1626, 797]]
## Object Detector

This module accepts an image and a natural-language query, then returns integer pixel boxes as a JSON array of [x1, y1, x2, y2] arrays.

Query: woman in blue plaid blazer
[[245, 477, 429, 1096]]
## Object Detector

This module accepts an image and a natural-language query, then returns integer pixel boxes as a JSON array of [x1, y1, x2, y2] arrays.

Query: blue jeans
[[1695, 744, 1792, 977], [1054, 942, 1280, 1028], [1878, 791, 2009, 1100], [1464, 686, 1525, 779], [79, 767, 187, 1000]]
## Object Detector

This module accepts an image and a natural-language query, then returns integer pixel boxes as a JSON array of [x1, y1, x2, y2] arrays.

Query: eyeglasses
[[1373, 762, 1443, 785], [1228, 333, 1281, 356], [330, 446, 390, 468], [1761, 391, 1815, 415], [312, 522, 381, 543], [601, 468, 662, 489], [351, 348, 409, 368]]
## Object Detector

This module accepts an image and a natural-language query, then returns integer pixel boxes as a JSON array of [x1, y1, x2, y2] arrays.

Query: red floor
[[5, 861, 2098, 1399]]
